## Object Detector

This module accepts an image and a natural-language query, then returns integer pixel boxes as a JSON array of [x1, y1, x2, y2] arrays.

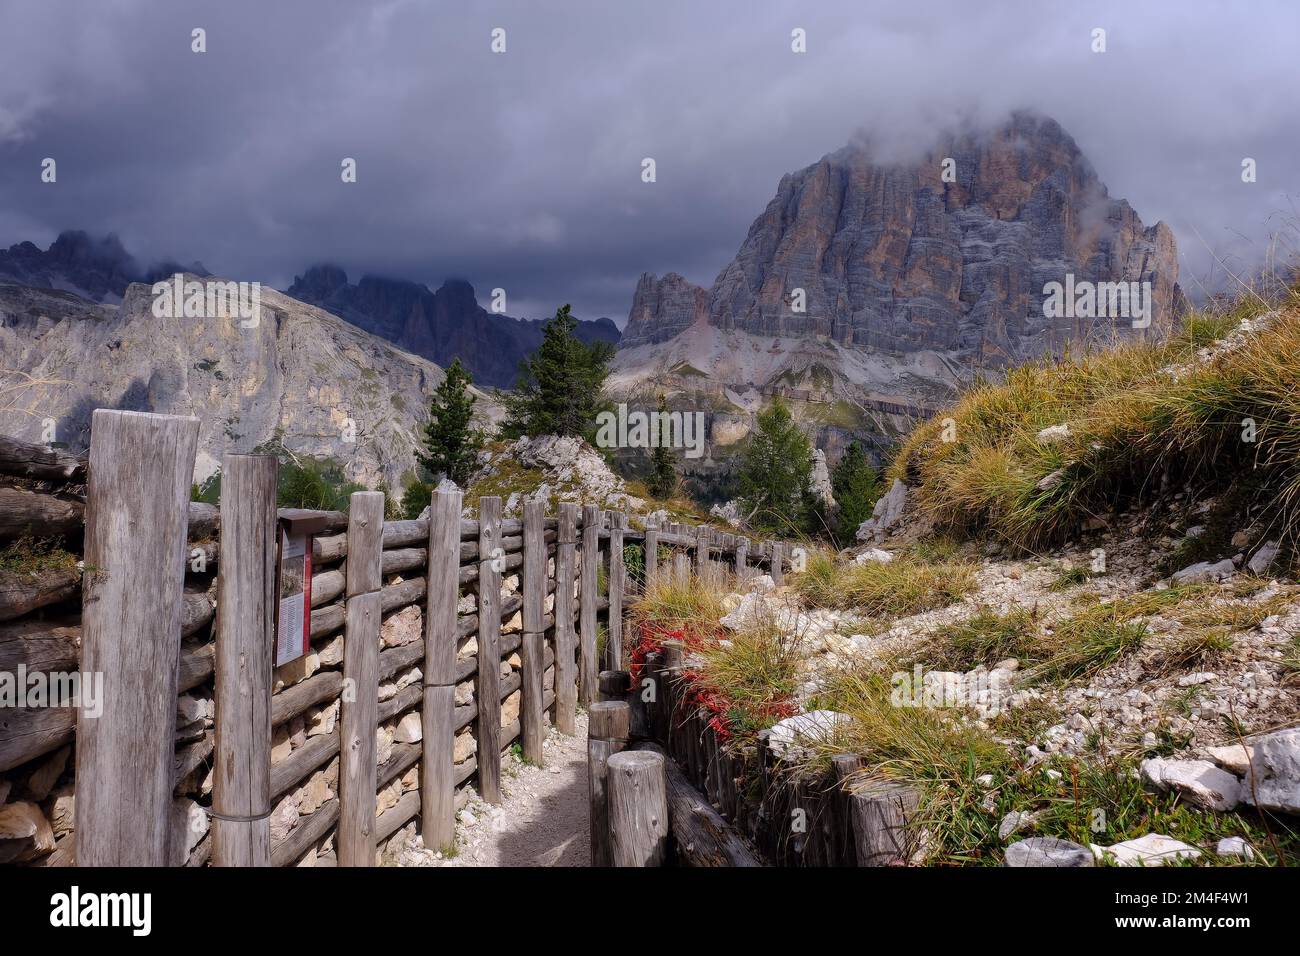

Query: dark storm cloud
[[1, 0, 1297, 323]]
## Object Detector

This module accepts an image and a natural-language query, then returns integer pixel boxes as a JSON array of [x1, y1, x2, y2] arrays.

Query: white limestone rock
[[856, 479, 908, 543], [1247, 540, 1280, 576], [1240, 727, 1300, 814], [1140, 757, 1241, 810], [766, 710, 848, 759], [853, 548, 895, 565], [1171, 559, 1236, 585], [1091, 833, 1201, 867], [1004, 836, 1093, 867]]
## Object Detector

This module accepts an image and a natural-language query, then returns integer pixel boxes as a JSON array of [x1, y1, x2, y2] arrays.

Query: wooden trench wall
[[0, 410, 792, 867], [622, 658, 920, 867]]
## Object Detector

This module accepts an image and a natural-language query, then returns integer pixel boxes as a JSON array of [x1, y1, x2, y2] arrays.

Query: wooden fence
[[0, 410, 792, 867]]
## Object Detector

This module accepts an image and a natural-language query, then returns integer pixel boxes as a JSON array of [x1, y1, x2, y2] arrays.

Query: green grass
[[0, 536, 78, 575], [1155, 629, 1236, 676], [793, 551, 976, 618], [695, 611, 802, 736], [631, 574, 727, 629], [1048, 564, 1091, 591], [797, 663, 1297, 864], [921, 607, 1039, 670], [905, 583, 1277, 687]]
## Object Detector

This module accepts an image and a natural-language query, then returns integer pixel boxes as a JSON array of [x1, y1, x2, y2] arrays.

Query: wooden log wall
[[0, 427, 797, 867], [633, 654, 920, 868]]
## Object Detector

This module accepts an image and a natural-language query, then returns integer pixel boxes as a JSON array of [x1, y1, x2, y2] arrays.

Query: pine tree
[[501, 304, 614, 440], [647, 394, 677, 499], [737, 398, 815, 533], [831, 440, 881, 545], [417, 358, 484, 486], [399, 478, 433, 520]]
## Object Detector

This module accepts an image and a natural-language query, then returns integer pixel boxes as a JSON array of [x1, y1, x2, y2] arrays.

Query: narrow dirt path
[[391, 713, 591, 867]]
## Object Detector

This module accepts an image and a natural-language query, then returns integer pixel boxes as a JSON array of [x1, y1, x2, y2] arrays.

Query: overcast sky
[[0, 0, 1296, 323]]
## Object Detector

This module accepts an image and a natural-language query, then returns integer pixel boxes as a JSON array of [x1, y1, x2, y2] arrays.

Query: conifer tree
[[501, 304, 614, 440], [831, 440, 881, 545], [417, 358, 484, 486], [737, 398, 815, 533], [648, 393, 677, 499]]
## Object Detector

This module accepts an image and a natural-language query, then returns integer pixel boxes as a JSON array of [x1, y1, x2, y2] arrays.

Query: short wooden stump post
[[606, 750, 669, 867], [588, 700, 629, 867]]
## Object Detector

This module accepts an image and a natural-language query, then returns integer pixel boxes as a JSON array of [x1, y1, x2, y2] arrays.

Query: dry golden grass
[[793, 551, 977, 618], [890, 293, 1300, 550]]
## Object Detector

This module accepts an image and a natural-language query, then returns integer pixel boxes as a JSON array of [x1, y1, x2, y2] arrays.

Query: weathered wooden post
[[660, 640, 684, 759], [638, 650, 664, 742], [76, 409, 199, 867], [644, 522, 659, 590], [579, 504, 601, 707], [476, 496, 504, 803], [520, 499, 546, 764], [607, 511, 625, 669], [598, 669, 631, 702], [339, 490, 383, 866], [212, 453, 278, 867], [694, 525, 709, 581], [587, 699, 629, 866], [831, 754, 864, 867], [845, 777, 920, 866], [607, 750, 669, 867], [672, 523, 689, 584], [421, 487, 462, 851], [554, 503, 578, 734], [769, 540, 784, 586], [734, 535, 749, 583]]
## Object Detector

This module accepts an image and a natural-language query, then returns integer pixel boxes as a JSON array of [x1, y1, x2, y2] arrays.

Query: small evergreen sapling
[[417, 357, 484, 487]]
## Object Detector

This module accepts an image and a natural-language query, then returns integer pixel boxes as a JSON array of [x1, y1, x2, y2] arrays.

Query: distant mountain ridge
[[287, 266, 621, 389], [0, 276, 497, 488], [0, 230, 209, 305], [0, 232, 622, 390]]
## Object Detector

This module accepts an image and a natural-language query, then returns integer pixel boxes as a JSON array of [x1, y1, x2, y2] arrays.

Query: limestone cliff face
[[621, 272, 710, 348], [621, 113, 1182, 374], [0, 278, 498, 488]]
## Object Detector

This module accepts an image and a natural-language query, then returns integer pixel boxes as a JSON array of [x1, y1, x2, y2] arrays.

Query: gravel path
[[390, 713, 591, 867]]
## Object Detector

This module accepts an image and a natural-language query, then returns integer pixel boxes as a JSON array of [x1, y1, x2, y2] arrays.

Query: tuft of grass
[[891, 294, 1300, 551], [921, 606, 1039, 671], [1048, 564, 1091, 591], [794, 551, 976, 618], [695, 611, 802, 737], [1156, 629, 1235, 675], [629, 574, 729, 635], [1029, 592, 1171, 683]]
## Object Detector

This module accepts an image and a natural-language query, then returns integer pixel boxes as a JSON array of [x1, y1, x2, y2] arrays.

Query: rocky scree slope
[[662, 305, 1300, 865]]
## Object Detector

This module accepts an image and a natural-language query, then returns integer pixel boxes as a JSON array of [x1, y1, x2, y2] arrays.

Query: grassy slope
[[890, 293, 1300, 551], [638, 289, 1300, 864]]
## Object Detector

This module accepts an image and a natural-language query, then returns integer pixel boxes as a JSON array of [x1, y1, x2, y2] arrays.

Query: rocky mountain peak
[[620, 111, 1182, 386], [0, 230, 209, 304]]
